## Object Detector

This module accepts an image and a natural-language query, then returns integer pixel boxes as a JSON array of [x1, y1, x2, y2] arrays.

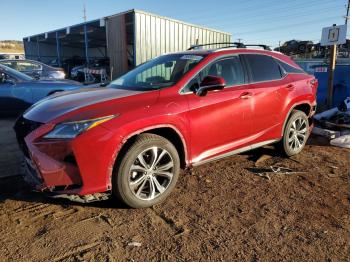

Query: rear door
[[184, 55, 255, 163], [241, 54, 289, 139]]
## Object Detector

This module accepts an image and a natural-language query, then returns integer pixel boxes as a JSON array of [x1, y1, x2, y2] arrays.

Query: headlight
[[43, 115, 116, 139]]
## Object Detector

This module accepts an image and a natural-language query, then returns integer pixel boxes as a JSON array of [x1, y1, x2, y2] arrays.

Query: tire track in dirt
[[52, 242, 101, 262], [148, 207, 188, 236]]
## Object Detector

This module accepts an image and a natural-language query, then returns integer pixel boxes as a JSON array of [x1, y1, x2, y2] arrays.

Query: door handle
[[285, 84, 295, 90], [239, 92, 253, 99]]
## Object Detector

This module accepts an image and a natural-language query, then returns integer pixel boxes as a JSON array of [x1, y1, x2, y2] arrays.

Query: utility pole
[[83, 3, 87, 22], [345, 0, 350, 25], [237, 38, 242, 44], [327, 24, 338, 108]]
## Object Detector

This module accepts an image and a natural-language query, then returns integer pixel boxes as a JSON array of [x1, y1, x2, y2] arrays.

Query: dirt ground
[[0, 118, 349, 262]]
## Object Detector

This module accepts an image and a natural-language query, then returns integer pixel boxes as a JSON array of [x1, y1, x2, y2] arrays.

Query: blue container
[[295, 60, 350, 108], [314, 65, 350, 107]]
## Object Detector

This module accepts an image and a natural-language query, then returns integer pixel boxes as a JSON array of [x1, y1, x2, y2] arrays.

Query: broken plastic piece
[[49, 192, 110, 203], [330, 135, 350, 148]]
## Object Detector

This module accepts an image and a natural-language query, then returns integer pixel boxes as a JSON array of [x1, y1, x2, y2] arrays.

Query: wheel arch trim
[[281, 101, 313, 136], [124, 124, 188, 159]]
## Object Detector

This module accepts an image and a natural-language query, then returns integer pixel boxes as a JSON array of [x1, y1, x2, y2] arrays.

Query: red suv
[[14, 46, 317, 208]]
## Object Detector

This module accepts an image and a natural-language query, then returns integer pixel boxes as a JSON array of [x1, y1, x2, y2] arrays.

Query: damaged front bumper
[[22, 156, 110, 203], [14, 116, 122, 203]]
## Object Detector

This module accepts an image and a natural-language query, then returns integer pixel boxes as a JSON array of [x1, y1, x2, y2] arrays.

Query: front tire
[[113, 134, 180, 208], [279, 110, 309, 156]]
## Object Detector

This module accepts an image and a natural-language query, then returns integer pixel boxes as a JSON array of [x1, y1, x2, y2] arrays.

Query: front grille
[[14, 116, 43, 157]]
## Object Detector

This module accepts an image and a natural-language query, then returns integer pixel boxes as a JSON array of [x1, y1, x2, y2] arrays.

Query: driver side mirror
[[194, 75, 226, 96]]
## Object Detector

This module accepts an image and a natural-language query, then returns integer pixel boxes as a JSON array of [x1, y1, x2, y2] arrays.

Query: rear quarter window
[[243, 54, 282, 82], [275, 59, 305, 74]]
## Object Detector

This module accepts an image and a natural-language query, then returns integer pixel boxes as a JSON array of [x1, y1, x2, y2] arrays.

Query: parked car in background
[[48, 56, 86, 78], [71, 57, 110, 83], [0, 64, 84, 115], [0, 59, 66, 80], [15, 46, 317, 208], [275, 40, 314, 55]]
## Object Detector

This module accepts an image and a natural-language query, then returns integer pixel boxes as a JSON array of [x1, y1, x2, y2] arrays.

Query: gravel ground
[[0, 119, 349, 261]]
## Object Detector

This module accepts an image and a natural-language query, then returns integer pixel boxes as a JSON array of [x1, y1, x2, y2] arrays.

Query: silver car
[[0, 59, 65, 80]]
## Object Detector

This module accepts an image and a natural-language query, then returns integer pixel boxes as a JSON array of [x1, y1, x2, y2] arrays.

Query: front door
[[184, 56, 254, 164]]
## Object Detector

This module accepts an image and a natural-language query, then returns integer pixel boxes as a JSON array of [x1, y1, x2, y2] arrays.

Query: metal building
[[23, 9, 231, 78]]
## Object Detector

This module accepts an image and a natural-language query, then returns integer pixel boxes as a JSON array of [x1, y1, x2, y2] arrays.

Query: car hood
[[24, 87, 158, 123]]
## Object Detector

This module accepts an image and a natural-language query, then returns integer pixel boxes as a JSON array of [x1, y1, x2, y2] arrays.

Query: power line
[[345, 0, 350, 24], [189, 0, 338, 25], [235, 15, 340, 36], [211, 6, 344, 31]]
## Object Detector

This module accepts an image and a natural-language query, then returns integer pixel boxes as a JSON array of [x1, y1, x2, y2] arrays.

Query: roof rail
[[242, 44, 271, 51], [188, 42, 271, 51], [188, 42, 244, 50]]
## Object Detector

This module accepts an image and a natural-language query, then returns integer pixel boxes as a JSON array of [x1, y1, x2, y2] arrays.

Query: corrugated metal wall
[[106, 14, 128, 78], [134, 10, 231, 65]]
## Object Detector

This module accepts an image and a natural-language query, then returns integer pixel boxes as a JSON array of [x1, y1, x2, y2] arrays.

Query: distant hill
[[0, 40, 24, 53]]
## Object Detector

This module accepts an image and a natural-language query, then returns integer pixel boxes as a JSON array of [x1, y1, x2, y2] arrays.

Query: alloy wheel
[[128, 147, 174, 201], [288, 117, 307, 151]]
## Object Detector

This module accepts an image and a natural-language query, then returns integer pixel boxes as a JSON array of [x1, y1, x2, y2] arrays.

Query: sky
[[0, 0, 348, 48]]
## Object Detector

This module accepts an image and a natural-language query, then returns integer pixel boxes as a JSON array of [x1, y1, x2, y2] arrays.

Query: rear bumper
[[14, 117, 124, 197]]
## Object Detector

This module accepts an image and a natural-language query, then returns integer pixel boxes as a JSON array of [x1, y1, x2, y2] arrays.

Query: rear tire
[[278, 110, 309, 156], [113, 134, 180, 208]]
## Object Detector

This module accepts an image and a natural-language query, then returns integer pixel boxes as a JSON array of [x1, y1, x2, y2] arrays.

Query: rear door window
[[243, 54, 282, 82]]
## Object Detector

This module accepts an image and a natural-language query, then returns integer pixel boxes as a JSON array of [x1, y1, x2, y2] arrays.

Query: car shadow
[[0, 175, 130, 210], [240, 145, 282, 162]]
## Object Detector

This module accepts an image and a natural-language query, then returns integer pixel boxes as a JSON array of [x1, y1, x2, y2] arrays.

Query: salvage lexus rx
[[14, 47, 317, 208]]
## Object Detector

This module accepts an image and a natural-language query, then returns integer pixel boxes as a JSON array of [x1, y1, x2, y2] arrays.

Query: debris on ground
[[313, 97, 350, 148], [330, 135, 350, 148], [326, 173, 339, 178], [252, 166, 306, 180], [312, 127, 340, 139], [255, 172, 271, 180], [127, 242, 142, 247]]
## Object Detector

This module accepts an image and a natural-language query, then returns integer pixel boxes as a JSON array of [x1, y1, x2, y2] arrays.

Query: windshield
[[109, 54, 206, 91], [0, 64, 33, 81]]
